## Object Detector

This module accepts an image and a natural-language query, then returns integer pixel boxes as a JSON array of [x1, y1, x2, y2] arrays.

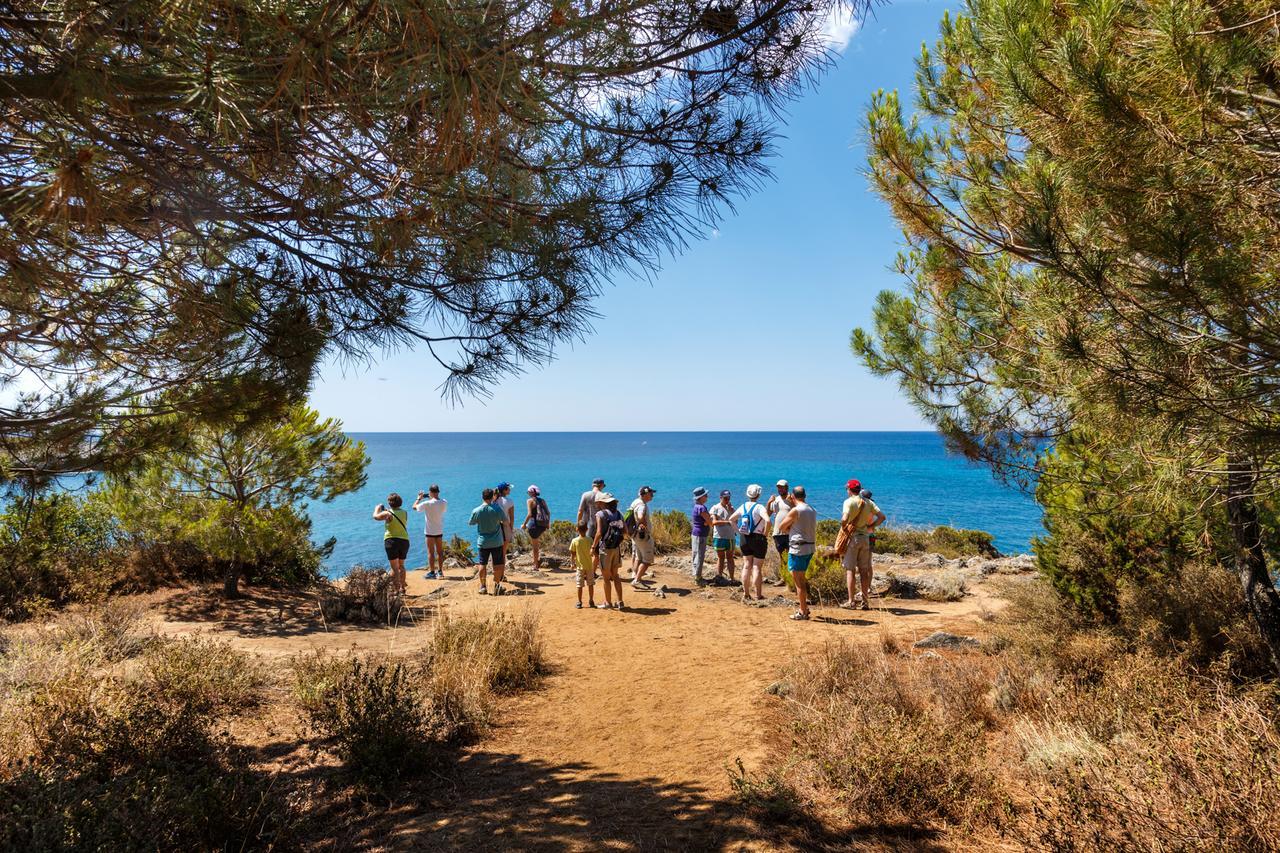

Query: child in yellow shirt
[[570, 524, 597, 609]]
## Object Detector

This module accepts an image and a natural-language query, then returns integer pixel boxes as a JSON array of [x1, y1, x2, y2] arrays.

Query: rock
[[918, 650, 944, 660], [765, 680, 792, 697], [654, 584, 667, 599], [425, 587, 449, 601], [538, 556, 565, 570], [913, 631, 980, 650]]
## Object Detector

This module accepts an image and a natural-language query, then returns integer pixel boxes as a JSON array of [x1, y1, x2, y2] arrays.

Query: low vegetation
[[295, 609, 545, 792], [0, 610, 288, 850], [743, 567, 1280, 848], [2, 601, 547, 844]]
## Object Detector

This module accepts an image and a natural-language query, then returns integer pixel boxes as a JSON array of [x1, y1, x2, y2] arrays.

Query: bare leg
[[845, 569, 857, 606], [754, 559, 763, 600], [531, 537, 540, 569], [476, 562, 487, 590], [795, 572, 810, 616]]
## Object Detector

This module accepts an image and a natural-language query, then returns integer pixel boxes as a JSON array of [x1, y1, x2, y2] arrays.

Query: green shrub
[[0, 490, 123, 620], [874, 525, 998, 558], [444, 534, 474, 564], [539, 519, 578, 551], [650, 509, 691, 553], [299, 656, 434, 792]]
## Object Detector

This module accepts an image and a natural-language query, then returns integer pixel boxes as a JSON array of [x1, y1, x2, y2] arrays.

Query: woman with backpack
[[523, 485, 551, 570], [591, 492, 626, 610], [733, 484, 771, 602]]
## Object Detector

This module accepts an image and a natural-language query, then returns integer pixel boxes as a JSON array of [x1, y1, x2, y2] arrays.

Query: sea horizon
[[314, 431, 1044, 574]]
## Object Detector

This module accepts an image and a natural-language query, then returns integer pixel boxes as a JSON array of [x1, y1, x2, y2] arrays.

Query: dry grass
[[293, 608, 547, 789], [746, 578, 1280, 849], [0, 613, 286, 849]]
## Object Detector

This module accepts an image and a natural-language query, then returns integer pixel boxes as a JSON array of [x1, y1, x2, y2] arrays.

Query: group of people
[[373, 475, 885, 621]]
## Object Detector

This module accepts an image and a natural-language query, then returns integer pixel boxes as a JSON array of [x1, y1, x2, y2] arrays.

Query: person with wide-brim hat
[[591, 492, 626, 610], [690, 486, 713, 585]]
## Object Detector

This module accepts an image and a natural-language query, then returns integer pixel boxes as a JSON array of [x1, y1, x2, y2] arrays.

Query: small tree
[[108, 405, 368, 597]]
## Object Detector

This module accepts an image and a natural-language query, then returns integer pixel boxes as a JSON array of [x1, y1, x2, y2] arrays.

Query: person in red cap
[[837, 479, 885, 609]]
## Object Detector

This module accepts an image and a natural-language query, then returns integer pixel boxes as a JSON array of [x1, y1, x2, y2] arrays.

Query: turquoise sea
[[312, 432, 1044, 575]]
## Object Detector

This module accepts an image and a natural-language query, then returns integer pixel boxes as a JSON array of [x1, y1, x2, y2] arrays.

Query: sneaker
[[614, 602, 624, 610], [790, 611, 810, 621], [478, 584, 488, 595], [595, 603, 611, 609], [425, 570, 437, 579], [575, 602, 583, 609]]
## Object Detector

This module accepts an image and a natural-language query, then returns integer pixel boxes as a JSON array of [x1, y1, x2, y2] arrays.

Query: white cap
[[776, 479, 788, 487], [746, 483, 763, 499]]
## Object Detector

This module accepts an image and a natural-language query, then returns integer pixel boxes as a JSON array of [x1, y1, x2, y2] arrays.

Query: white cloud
[[820, 5, 861, 52]]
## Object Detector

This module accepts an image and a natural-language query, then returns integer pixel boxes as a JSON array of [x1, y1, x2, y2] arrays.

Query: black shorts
[[740, 532, 768, 559], [425, 534, 443, 541], [773, 534, 789, 554], [527, 524, 546, 540], [384, 538, 410, 560], [479, 546, 505, 567]]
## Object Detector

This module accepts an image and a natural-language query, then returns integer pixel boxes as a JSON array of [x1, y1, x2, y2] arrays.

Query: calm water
[[312, 432, 1043, 575]]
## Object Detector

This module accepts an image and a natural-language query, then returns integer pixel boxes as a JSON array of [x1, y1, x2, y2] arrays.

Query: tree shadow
[[811, 615, 877, 626], [156, 586, 435, 638], [877, 606, 938, 617]]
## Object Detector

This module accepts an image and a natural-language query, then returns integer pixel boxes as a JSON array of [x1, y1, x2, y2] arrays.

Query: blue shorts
[[788, 553, 814, 574], [713, 537, 733, 551]]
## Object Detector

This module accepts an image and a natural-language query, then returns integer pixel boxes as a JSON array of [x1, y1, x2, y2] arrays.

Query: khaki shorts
[[599, 548, 622, 572], [632, 534, 655, 564], [575, 566, 595, 588], [842, 535, 873, 573]]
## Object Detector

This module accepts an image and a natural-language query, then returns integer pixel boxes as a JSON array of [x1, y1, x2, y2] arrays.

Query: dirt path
[[146, 560, 1001, 851]]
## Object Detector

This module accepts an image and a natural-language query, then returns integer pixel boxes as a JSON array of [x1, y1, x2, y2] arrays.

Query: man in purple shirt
[[690, 486, 713, 585]]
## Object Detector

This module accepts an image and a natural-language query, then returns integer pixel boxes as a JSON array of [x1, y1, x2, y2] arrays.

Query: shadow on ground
[[286, 747, 947, 852]]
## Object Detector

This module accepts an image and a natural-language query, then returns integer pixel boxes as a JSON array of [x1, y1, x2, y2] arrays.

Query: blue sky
[[310, 1, 955, 431]]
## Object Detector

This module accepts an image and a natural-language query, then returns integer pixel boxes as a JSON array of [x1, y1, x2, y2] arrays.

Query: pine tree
[[0, 0, 852, 475], [855, 0, 1280, 667]]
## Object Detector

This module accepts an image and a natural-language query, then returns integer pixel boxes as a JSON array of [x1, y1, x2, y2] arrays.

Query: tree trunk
[[223, 558, 240, 598], [1225, 457, 1280, 674]]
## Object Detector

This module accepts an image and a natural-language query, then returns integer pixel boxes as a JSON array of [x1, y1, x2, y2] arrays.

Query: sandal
[[790, 611, 810, 621], [838, 601, 856, 610], [478, 584, 488, 595]]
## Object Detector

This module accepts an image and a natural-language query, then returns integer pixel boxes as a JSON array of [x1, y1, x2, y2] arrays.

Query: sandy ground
[[141, 556, 1007, 851]]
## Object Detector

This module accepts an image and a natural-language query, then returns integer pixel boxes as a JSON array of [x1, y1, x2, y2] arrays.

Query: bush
[[649, 509, 691, 553], [874, 525, 998, 558], [320, 565, 404, 624], [753, 640, 1007, 831], [443, 534, 475, 564], [0, 490, 123, 620], [294, 610, 546, 790], [539, 519, 578, 552], [0, 623, 289, 850], [298, 656, 435, 792]]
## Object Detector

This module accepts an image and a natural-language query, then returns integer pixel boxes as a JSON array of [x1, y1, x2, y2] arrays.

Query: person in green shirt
[[372, 493, 411, 594], [469, 487, 508, 596]]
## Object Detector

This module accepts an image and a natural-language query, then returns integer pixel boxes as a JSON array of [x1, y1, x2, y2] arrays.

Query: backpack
[[737, 502, 760, 536], [534, 497, 550, 527], [623, 505, 639, 535], [601, 509, 626, 549]]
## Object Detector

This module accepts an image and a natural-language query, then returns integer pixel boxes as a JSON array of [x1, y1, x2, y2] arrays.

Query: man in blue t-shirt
[[469, 488, 508, 596]]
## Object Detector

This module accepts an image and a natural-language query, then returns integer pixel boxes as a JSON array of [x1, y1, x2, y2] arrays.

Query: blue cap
[[496, 482, 511, 491], [692, 486, 708, 499]]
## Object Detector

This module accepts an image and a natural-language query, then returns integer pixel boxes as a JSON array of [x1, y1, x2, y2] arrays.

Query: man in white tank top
[[778, 485, 817, 620]]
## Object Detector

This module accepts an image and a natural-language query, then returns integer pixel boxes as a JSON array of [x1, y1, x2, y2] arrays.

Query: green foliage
[[650, 508, 691, 553], [296, 611, 546, 791], [4, 0, 845, 477], [856, 0, 1280, 663], [299, 657, 434, 792], [538, 520, 579, 551], [444, 534, 475, 564], [0, 489, 123, 620], [107, 404, 367, 596]]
